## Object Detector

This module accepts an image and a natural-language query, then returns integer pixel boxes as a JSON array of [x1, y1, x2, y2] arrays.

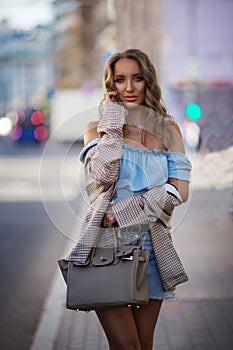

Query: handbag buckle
[[122, 255, 133, 261]]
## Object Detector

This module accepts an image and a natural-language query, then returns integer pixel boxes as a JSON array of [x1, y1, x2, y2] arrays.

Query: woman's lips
[[124, 96, 137, 102]]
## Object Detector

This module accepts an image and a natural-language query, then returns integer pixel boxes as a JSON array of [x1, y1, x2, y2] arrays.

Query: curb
[[30, 201, 86, 350]]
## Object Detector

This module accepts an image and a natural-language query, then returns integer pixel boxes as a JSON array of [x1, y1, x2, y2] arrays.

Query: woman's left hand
[[103, 209, 116, 228]]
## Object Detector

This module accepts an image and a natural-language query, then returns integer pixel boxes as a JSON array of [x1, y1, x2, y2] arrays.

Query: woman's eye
[[134, 75, 143, 82], [114, 78, 124, 83]]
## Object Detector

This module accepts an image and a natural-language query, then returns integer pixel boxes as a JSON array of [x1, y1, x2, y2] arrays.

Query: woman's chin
[[123, 101, 139, 109]]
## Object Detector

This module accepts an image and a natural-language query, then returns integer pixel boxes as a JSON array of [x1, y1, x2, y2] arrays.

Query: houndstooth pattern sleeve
[[111, 186, 188, 291], [84, 102, 127, 184], [66, 102, 127, 263], [111, 185, 180, 229], [149, 222, 189, 290]]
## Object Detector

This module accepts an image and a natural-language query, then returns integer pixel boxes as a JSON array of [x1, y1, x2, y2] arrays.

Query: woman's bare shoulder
[[168, 119, 185, 153], [84, 121, 99, 146]]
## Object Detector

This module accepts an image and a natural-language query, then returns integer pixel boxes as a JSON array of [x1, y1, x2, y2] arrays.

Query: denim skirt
[[122, 230, 175, 300]]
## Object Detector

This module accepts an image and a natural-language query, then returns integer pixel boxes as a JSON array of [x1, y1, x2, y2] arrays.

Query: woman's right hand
[[101, 91, 118, 105]]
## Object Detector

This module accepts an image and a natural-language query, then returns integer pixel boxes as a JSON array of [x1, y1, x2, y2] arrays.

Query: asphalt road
[[0, 200, 76, 350], [0, 140, 83, 350]]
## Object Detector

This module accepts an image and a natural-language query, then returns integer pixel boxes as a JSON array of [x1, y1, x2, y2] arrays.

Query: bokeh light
[[17, 110, 26, 125], [10, 125, 23, 140], [5, 111, 18, 126], [34, 125, 48, 141], [31, 110, 44, 125], [0, 117, 12, 136], [186, 103, 202, 121], [185, 122, 201, 149]]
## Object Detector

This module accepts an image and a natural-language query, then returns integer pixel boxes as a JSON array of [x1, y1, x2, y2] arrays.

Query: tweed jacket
[[67, 102, 189, 291]]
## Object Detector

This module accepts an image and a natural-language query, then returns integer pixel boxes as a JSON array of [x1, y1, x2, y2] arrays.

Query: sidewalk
[[53, 299, 233, 350], [31, 152, 233, 350]]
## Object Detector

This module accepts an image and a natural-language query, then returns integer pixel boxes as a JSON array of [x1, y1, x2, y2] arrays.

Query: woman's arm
[[83, 118, 191, 227], [167, 122, 191, 202], [167, 179, 189, 203], [82, 102, 126, 184], [107, 122, 192, 228]]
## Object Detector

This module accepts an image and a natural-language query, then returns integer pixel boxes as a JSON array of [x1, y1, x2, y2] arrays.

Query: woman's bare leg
[[95, 300, 163, 350], [132, 300, 163, 350], [96, 307, 141, 350]]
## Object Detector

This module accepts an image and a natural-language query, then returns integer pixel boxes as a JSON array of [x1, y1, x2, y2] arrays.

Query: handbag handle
[[91, 227, 149, 289], [90, 226, 119, 262]]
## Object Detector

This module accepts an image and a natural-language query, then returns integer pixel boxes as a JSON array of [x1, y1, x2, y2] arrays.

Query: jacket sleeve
[[111, 185, 181, 229], [83, 102, 127, 183]]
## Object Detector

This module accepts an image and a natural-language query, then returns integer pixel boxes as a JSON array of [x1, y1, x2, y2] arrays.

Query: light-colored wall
[[163, 0, 233, 84]]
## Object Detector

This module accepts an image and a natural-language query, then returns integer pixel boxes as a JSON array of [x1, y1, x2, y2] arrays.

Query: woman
[[68, 49, 191, 349]]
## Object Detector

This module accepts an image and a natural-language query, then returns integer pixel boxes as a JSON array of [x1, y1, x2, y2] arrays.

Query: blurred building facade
[[53, 0, 112, 88], [1, 0, 233, 106], [115, 0, 164, 77], [163, 0, 233, 86], [0, 21, 54, 116], [52, 0, 165, 88], [163, 0, 233, 152], [52, 0, 233, 87], [0, 0, 232, 149]]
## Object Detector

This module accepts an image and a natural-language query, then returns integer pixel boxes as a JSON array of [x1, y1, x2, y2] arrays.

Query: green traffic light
[[186, 103, 202, 121]]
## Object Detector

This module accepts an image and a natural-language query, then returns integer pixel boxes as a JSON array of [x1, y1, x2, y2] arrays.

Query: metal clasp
[[122, 256, 133, 261]]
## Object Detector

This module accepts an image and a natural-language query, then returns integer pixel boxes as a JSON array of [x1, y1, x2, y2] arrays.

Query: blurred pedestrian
[[68, 48, 192, 350]]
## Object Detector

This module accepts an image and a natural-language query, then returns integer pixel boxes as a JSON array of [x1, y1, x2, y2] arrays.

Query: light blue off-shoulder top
[[80, 138, 192, 201]]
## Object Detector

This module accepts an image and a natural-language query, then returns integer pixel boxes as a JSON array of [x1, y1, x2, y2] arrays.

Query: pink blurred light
[[31, 110, 44, 126], [34, 125, 48, 141], [17, 110, 26, 125], [10, 125, 23, 140]]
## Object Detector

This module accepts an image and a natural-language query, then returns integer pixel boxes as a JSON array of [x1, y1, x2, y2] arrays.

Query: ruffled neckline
[[123, 143, 167, 155]]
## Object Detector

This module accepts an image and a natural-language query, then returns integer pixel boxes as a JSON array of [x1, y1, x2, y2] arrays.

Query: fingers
[[103, 212, 117, 228], [107, 215, 116, 228], [102, 91, 118, 105]]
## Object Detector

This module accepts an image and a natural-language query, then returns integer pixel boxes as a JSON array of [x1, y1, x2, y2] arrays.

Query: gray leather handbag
[[58, 238, 150, 311]]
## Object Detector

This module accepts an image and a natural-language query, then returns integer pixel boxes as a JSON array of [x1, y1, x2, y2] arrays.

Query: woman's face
[[113, 58, 146, 107]]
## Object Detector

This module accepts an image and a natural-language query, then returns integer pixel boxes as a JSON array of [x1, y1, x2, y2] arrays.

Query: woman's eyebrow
[[114, 73, 141, 77]]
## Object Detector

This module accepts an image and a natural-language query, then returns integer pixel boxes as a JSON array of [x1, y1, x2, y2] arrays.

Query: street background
[[0, 140, 232, 350], [0, 0, 233, 349]]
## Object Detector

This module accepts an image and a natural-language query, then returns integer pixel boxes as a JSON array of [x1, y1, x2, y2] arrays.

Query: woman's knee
[[96, 308, 141, 350]]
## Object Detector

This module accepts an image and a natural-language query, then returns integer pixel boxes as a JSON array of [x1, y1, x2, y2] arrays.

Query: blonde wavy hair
[[103, 48, 174, 148], [104, 48, 171, 120]]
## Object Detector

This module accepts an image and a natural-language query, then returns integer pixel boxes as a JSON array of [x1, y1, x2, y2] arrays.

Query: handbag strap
[[136, 250, 150, 289], [90, 226, 119, 261]]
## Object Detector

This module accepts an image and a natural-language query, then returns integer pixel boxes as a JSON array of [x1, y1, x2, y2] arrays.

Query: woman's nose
[[126, 79, 134, 92]]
